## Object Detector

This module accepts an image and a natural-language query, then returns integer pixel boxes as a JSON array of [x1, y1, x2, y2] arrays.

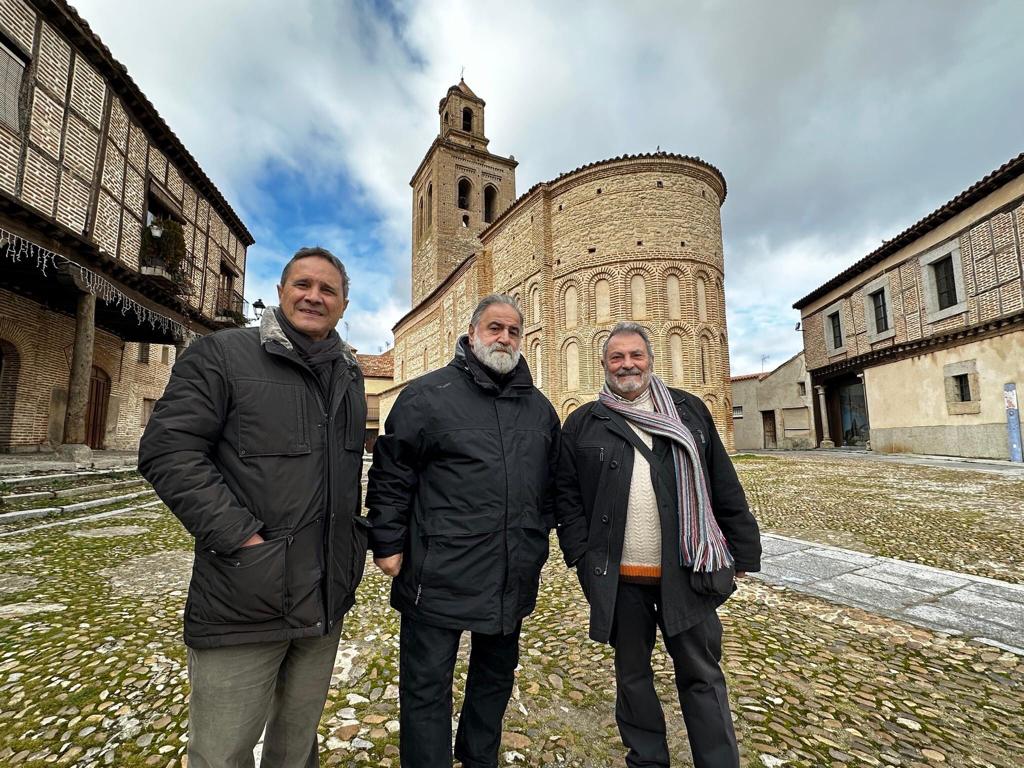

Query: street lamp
[[252, 299, 266, 320]]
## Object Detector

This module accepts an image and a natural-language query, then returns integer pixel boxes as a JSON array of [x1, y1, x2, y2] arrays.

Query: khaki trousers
[[186, 622, 342, 768]]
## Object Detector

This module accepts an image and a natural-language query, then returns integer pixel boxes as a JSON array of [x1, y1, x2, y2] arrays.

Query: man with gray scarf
[[140, 247, 368, 767], [555, 322, 760, 768]]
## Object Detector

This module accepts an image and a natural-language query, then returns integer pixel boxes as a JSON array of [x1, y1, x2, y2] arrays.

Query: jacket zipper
[[601, 446, 618, 576], [495, 398, 510, 628], [414, 537, 431, 605], [313, 385, 333, 633]]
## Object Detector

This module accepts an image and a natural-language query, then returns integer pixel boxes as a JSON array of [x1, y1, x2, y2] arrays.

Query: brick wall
[[0, 1, 248, 322], [802, 196, 1024, 371], [391, 154, 738, 451], [0, 287, 173, 450]]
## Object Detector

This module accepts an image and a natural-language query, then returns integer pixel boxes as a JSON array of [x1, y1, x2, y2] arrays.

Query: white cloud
[[72, 0, 1024, 366]]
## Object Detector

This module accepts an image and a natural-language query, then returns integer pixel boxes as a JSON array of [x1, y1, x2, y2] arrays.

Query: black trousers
[[609, 582, 739, 768], [399, 615, 521, 768]]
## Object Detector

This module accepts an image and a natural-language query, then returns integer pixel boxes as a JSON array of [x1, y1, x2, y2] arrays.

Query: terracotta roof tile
[[357, 351, 394, 378]]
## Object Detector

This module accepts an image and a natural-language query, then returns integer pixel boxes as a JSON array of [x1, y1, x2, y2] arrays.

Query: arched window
[[700, 336, 711, 385], [531, 284, 541, 325], [462, 107, 473, 132], [594, 332, 609, 371], [630, 274, 647, 319], [418, 196, 423, 240], [670, 333, 685, 384], [426, 183, 433, 229], [565, 341, 579, 390], [423, 347, 429, 372], [595, 279, 611, 323], [564, 285, 578, 329], [0, 340, 20, 451], [457, 178, 471, 211], [443, 110, 449, 125], [564, 400, 579, 418], [696, 276, 708, 322], [532, 340, 543, 388], [484, 185, 498, 223], [667, 274, 682, 320]]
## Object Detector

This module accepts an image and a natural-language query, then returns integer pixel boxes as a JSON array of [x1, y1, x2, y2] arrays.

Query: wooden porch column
[[816, 384, 834, 449], [61, 291, 96, 454]]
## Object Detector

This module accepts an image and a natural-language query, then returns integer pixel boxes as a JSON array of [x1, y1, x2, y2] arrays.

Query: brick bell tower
[[408, 79, 517, 304]]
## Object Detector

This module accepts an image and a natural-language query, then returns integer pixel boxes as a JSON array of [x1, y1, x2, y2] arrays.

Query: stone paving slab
[[757, 533, 1024, 654]]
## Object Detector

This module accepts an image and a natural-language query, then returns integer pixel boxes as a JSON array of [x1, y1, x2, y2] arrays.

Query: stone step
[[1, 478, 147, 504], [0, 489, 156, 525], [0, 466, 138, 490]]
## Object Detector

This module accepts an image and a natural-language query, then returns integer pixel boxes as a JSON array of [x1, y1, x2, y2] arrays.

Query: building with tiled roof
[[730, 352, 816, 451], [794, 153, 1024, 459], [357, 350, 393, 452], [385, 81, 739, 449], [0, 0, 253, 454]]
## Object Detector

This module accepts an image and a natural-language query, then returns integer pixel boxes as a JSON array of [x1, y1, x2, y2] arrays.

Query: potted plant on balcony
[[140, 218, 188, 289]]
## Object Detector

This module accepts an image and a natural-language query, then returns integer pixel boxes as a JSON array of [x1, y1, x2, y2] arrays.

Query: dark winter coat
[[366, 337, 560, 635], [555, 388, 761, 643], [138, 311, 368, 649]]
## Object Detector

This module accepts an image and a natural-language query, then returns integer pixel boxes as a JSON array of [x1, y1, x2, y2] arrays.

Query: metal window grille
[[934, 256, 958, 310], [138, 343, 150, 364], [871, 290, 889, 332], [0, 42, 25, 133]]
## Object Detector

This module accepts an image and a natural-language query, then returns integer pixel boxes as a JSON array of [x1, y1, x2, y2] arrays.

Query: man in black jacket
[[556, 322, 760, 768], [367, 294, 560, 768], [139, 247, 368, 768]]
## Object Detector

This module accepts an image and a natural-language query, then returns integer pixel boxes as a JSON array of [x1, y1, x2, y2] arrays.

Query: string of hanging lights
[[0, 225, 195, 342]]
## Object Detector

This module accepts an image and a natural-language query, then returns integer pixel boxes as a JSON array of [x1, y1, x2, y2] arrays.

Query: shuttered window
[[0, 40, 25, 133]]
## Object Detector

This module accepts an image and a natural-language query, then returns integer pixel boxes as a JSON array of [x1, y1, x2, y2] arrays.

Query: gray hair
[[470, 293, 524, 328], [601, 322, 655, 361], [280, 247, 350, 298]]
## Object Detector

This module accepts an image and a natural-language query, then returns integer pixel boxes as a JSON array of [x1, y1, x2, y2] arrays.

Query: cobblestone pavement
[[735, 454, 1024, 584], [0, 456, 1022, 766]]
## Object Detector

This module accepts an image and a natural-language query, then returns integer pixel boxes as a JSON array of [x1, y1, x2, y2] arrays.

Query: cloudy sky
[[74, 0, 1024, 374]]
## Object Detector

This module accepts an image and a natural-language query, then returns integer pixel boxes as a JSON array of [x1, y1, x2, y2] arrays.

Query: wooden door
[[85, 366, 110, 449], [762, 410, 777, 449]]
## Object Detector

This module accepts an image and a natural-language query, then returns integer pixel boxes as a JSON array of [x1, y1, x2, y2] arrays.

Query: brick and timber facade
[[0, 0, 253, 453], [384, 82, 738, 450], [795, 152, 1024, 459]]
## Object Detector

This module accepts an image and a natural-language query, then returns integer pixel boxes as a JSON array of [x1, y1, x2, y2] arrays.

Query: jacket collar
[[259, 306, 357, 367], [450, 335, 534, 395]]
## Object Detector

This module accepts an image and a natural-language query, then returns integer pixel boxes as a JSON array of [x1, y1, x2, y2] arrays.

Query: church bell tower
[[409, 80, 517, 304]]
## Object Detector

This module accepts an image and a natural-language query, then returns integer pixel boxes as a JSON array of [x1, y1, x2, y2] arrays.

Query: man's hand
[[736, 571, 747, 579], [239, 533, 265, 548], [374, 554, 403, 577]]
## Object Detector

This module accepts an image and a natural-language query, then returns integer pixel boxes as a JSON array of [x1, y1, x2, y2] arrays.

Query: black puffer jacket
[[139, 311, 368, 648], [366, 337, 560, 635], [556, 388, 761, 642]]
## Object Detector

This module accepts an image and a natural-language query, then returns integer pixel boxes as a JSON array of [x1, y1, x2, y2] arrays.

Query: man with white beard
[[367, 294, 560, 768]]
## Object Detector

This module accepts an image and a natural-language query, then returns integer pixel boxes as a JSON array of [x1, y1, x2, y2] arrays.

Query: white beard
[[605, 367, 650, 396], [472, 336, 521, 375]]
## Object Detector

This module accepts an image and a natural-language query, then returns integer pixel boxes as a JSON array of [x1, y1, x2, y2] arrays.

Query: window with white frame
[[821, 299, 847, 355], [920, 241, 967, 324], [861, 273, 896, 343], [732, 405, 743, 419]]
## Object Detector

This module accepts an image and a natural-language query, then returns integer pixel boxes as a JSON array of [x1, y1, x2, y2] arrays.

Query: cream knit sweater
[[618, 388, 662, 582]]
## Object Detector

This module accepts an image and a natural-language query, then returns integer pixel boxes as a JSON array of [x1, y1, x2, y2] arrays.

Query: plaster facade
[[731, 353, 816, 451]]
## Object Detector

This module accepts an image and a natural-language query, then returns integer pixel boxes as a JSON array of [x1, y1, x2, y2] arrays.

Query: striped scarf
[[598, 375, 734, 572]]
